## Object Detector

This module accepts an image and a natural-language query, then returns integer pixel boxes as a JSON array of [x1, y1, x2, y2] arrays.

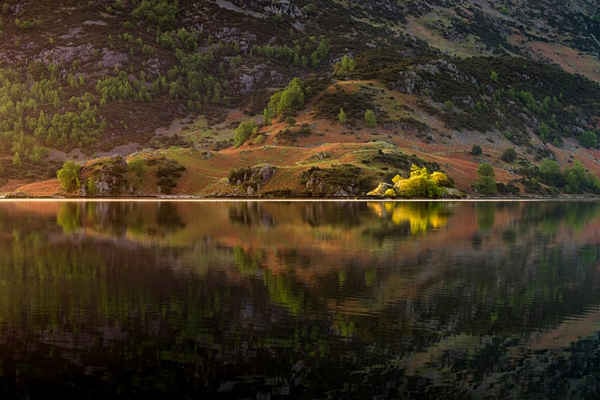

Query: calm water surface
[[1, 201, 600, 399]]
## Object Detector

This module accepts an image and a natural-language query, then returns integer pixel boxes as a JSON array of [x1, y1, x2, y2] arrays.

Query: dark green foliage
[[578, 130, 598, 149], [497, 182, 520, 195], [57, 161, 81, 192], [500, 148, 517, 163], [157, 28, 198, 51], [539, 159, 564, 187], [475, 163, 497, 195], [0, 67, 105, 150], [470, 145, 482, 156], [564, 161, 600, 194], [132, 0, 178, 30], [252, 37, 329, 68], [96, 71, 153, 103], [154, 158, 186, 194], [530, 158, 600, 194]]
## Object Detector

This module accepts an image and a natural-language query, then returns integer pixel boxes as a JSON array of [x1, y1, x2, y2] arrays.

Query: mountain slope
[[0, 0, 599, 197]]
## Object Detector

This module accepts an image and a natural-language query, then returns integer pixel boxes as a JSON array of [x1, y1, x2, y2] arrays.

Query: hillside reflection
[[0, 201, 600, 398]]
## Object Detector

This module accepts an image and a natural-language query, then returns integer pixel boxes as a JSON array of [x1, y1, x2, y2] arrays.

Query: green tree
[[338, 108, 347, 124], [310, 38, 329, 67], [475, 163, 497, 195], [501, 148, 517, 163], [364, 109, 376, 128], [264, 78, 305, 120], [470, 145, 482, 156], [578, 130, 598, 148], [57, 161, 81, 192], [539, 159, 563, 187], [334, 55, 356, 77], [233, 120, 258, 147]]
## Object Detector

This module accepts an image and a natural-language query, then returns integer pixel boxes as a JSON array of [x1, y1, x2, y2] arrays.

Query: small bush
[[338, 108, 347, 124], [470, 145, 482, 156], [364, 109, 377, 128], [501, 148, 517, 163]]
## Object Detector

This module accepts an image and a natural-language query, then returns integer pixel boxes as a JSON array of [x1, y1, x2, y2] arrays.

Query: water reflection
[[0, 201, 599, 398]]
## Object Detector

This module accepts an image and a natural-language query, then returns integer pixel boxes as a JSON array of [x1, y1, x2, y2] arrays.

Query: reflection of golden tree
[[367, 202, 449, 235]]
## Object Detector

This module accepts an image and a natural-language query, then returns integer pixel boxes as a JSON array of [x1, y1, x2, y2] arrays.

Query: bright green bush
[[234, 120, 258, 147], [264, 78, 305, 120]]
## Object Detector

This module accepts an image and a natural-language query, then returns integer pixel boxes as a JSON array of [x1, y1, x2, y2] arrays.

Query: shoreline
[[0, 196, 598, 203]]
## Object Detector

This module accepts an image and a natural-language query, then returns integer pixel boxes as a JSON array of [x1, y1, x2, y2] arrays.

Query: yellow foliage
[[367, 202, 450, 235], [384, 188, 397, 198], [367, 182, 391, 197], [368, 165, 454, 198], [431, 171, 451, 187], [409, 165, 429, 178], [388, 203, 449, 234]]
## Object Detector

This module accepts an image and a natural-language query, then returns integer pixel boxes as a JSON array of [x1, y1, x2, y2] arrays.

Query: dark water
[[1, 201, 600, 399]]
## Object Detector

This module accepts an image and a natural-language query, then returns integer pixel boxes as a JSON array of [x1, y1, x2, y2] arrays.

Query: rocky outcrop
[[301, 165, 373, 197], [80, 156, 129, 196], [228, 164, 277, 196]]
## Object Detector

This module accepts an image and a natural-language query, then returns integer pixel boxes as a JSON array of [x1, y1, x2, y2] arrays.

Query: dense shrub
[[57, 161, 81, 192], [263, 78, 305, 121], [234, 120, 258, 147], [578, 130, 598, 149], [155, 158, 186, 194], [501, 148, 517, 163], [475, 163, 497, 195], [132, 0, 178, 30], [334, 55, 356, 77], [369, 165, 452, 198]]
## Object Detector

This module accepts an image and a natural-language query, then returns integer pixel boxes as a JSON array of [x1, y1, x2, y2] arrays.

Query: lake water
[[1, 201, 600, 399]]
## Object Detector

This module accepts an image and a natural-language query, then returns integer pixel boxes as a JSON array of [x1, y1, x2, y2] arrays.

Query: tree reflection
[[0, 201, 598, 397], [365, 202, 451, 240]]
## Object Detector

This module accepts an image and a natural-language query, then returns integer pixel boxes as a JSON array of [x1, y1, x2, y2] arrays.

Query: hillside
[[0, 0, 599, 197]]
